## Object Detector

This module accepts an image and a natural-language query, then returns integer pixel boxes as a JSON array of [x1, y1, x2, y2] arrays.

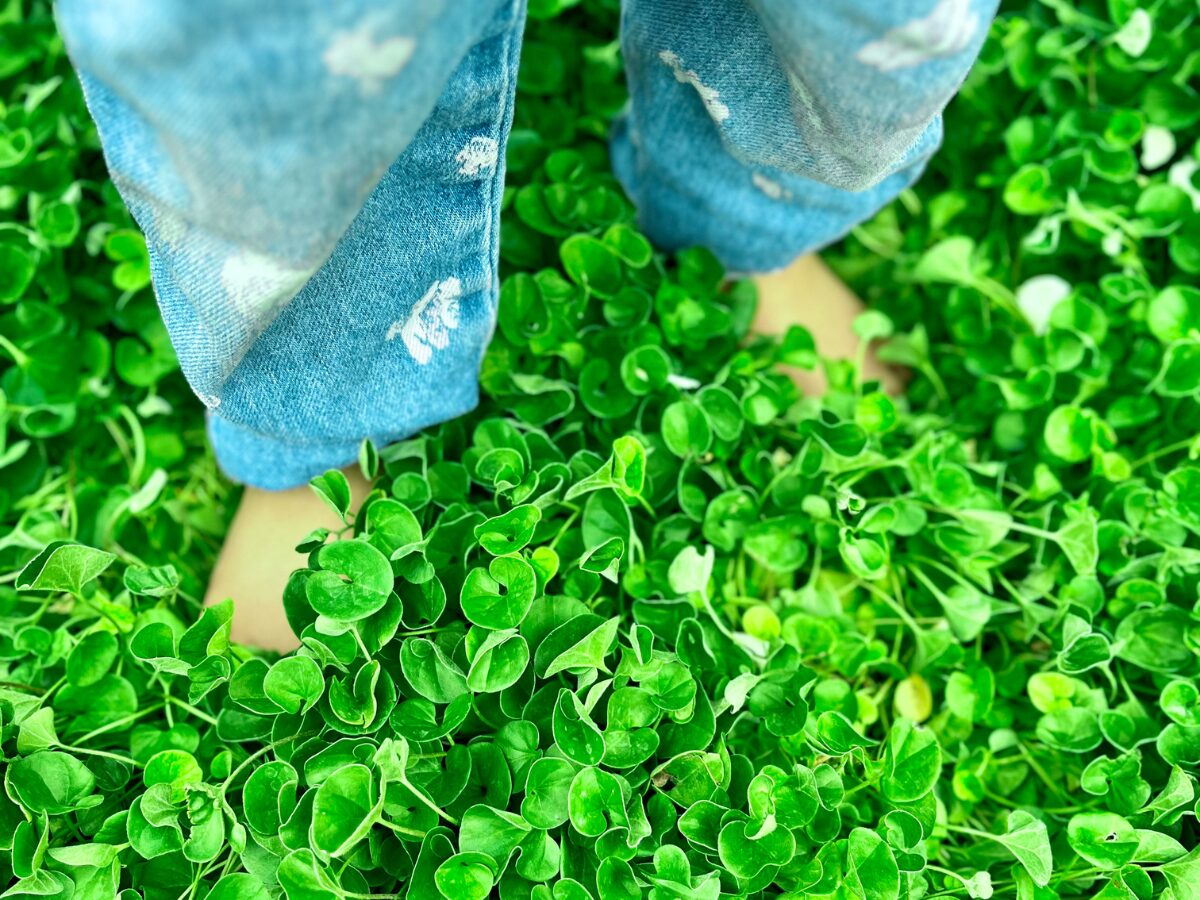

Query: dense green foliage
[[3, 0, 1200, 898]]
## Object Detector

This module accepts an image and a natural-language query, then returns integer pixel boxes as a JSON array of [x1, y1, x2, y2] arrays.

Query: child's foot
[[753, 253, 899, 395], [204, 465, 371, 653], [205, 255, 884, 654]]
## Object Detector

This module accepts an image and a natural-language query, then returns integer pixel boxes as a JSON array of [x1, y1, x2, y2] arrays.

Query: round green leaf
[[661, 401, 712, 458], [521, 757, 575, 829], [1067, 812, 1139, 869], [311, 764, 380, 858], [1043, 405, 1094, 462], [460, 556, 537, 630], [306, 540, 394, 622], [264, 655, 325, 715]]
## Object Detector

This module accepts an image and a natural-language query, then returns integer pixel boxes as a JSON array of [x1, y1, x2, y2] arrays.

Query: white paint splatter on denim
[[324, 22, 416, 92], [457, 136, 499, 176], [220, 250, 315, 321], [752, 172, 792, 201], [658, 50, 729, 123], [388, 277, 462, 364], [856, 0, 978, 72]]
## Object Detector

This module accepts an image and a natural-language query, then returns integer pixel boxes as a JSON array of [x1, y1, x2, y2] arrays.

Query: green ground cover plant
[[2, 0, 1200, 897]]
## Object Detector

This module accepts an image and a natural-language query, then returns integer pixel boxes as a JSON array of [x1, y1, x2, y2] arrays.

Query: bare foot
[[753, 253, 900, 395], [204, 465, 372, 653], [205, 256, 882, 653]]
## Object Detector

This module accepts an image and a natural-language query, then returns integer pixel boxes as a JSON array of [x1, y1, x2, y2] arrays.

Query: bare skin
[[204, 465, 372, 653], [204, 252, 885, 650], [753, 253, 898, 395]]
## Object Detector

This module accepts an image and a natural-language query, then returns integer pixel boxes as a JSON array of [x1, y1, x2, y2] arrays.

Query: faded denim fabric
[[615, 0, 999, 272], [58, 0, 996, 489]]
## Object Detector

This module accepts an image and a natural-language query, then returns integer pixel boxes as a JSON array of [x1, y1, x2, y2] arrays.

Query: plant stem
[[165, 695, 219, 726], [66, 745, 139, 766], [399, 776, 460, 826], [378, 818, 427, 839]]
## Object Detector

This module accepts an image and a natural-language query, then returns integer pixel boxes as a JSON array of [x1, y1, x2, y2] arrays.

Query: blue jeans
[[59, 0, 996, 489]]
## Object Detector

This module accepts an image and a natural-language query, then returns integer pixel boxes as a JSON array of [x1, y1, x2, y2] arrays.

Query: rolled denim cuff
[[610, 118, 799, 274], [207, 380, 479, 490], [206, 414, 356, 490], [610, 113, 935, 275]]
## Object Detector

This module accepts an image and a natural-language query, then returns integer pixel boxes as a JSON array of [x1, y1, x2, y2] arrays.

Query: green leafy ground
[[3, 1, 1200, 898]]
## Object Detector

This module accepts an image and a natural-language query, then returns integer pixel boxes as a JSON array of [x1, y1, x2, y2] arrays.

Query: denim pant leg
[[58, 0, 526, 488], [613, 0, 999, 274]]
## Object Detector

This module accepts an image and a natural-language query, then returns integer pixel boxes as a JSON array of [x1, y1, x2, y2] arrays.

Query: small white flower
[[388, 277, 463, 365], [1113, 8, 1152, 58], [1140, 126, 1175, 170], [456, 136, 499, 177], [658, 50, 730, 123], [667, 373, 701, 390], [856, 0, 979, 72], [1102, 231, 1124, 258], [324, 22, 415, 93], [137, 394, 174, 417], [1016, 274, 1072, 335]]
